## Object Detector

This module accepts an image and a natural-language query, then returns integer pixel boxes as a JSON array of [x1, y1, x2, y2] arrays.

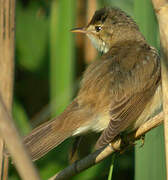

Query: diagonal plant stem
[[49, 112, 163, 180], [0, 95, 41, 180]]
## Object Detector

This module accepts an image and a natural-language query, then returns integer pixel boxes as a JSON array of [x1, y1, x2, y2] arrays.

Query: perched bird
[[24, 7, 162, 161]]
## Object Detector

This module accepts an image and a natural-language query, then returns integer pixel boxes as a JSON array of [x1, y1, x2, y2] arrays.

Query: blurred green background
[[10, 0, 165, 179]]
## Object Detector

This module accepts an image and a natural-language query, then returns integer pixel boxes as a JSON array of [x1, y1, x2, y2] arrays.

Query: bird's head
[[71, 7, 144, 54]]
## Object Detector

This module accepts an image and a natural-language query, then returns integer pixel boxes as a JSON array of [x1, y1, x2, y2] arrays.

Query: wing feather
[[94, 42, 160, 149]]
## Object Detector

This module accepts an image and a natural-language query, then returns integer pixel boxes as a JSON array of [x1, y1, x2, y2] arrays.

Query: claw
[[139, 135, 145, 148]]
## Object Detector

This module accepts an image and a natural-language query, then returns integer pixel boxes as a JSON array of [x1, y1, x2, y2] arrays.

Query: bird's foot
[[118, 134, 136, 154], [139, 134, 145, 148]]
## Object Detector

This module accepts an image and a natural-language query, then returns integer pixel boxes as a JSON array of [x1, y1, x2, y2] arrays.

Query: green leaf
[[16, 1, 49, 71], [49, 0, 75, 116], [13, 99, 31, 136], [108, 155, 115, 180]]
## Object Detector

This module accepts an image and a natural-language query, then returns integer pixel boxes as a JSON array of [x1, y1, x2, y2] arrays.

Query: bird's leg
[[117, 133, 136, 154], [69, 136, 82, 163], [139, 134, 145, 148], [109, 134, 127, 153]]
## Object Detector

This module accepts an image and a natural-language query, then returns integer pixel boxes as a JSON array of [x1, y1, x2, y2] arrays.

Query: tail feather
[[24, 100, 92, 161], [24, 119, 72, 161]]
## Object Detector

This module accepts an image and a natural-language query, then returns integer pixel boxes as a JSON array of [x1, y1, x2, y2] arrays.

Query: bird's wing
[[89, 43, 160, 149], [95, 89, 155, 149]]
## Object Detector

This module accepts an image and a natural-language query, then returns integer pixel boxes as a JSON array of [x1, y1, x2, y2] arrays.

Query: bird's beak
[[70, 27, 87, 34]]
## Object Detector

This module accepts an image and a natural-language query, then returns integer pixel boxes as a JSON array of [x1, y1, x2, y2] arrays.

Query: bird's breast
[[91, 112, 111, 132], [72, 111, 111, 136]]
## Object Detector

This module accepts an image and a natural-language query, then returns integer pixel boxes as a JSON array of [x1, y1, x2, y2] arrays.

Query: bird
[[24, 7, 162, 161]]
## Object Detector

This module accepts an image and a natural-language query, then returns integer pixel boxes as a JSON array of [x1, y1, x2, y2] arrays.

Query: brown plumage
[[24, 7, 162, 161]]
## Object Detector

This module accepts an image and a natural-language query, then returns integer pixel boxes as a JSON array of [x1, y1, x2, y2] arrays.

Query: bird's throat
[[87, 34, 110, 54]]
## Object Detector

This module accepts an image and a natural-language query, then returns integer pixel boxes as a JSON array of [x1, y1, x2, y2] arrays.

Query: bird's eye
[[95, 26, 102, 32]]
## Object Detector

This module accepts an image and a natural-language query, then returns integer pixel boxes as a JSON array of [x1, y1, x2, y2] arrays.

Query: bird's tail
[[24, 101, 85, 161], [24, 119, 71, 161]]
